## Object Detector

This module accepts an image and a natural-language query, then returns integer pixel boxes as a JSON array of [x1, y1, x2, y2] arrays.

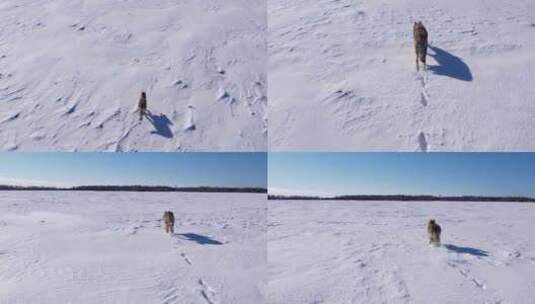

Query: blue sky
[[0, 153, 266, 188], [269, 153, 535, 197]]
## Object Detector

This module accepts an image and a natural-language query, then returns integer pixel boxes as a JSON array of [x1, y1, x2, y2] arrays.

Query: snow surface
[[269, 0, 535, 151], [0, 191, 266, 303], [268, 200, 535, 304], [0, 0, 267, 151]]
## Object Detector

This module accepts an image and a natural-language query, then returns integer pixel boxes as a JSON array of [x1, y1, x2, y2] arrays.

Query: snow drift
[[269, 0, 535, 151], [0, 0, 267, 151], [268, 200, 535, 303], [0, 191, 266, 303]]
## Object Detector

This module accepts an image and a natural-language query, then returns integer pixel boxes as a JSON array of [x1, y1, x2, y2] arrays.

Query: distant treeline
[[0, 185, 267, 193], [268, 194, 535, 202]]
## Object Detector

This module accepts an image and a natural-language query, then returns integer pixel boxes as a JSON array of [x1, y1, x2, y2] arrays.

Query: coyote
[[163, 211, 175, 234], [413, 22, 428, 71], [427, 219, 441, 246], [138, 92, 148, 121]]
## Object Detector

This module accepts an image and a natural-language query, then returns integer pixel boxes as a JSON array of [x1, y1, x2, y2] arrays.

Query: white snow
[[0, 191, 266, 304], [268, 200, 535, 303], [0, 0, 267, 151], [269, 0, 535, 151]]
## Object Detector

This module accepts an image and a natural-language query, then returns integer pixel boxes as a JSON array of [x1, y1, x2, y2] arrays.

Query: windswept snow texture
[[0, 191, 266, 304], [0, 0, 267, 151], [268, 200, 535, 303], [269, 0, 535, 151]]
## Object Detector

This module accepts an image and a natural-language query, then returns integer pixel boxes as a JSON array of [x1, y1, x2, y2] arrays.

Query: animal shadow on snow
[[176, 233, 223, 245], [145, 112, 174, 138], [444, 244, 489, 257], [428, 46, 473, 81]]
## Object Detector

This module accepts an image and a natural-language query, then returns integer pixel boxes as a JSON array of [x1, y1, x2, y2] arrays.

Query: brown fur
[[138, 92, 147, 121], [413, 22, 428, 71], [427, 219, 441, 246], [163, 211, 175, 234]]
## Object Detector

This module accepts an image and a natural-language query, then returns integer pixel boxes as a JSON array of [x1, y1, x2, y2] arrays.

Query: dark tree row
[[0, 185, 266, 193]]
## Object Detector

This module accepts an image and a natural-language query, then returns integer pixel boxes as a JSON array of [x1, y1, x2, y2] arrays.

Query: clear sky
[[269, 153, 535, 197], [0, 153, 266, 188]]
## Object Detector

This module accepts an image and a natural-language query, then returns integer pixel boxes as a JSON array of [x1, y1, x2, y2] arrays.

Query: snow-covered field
[[0, 0, 267, 151], [0, 191, 266, 304], [269, 0, 535, 151], [268, 200, 535, 303]]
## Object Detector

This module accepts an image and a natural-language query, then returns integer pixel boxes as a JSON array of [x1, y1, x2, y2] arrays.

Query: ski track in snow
[[269, 0, 535, 151], [268, 200, 535, 304], [0, 191, 266, 304], [0, 0, 267, 151]]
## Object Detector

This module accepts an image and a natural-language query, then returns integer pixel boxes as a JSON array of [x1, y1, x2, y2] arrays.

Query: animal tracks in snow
[[418, 73, 430, 107], [161, 286, 179, 304], [413, 71, 431, 151], [174, 231, 222, 303], [420, 91, 429, 107], [180, 252, 192, 265], [456, 266, 486, 289], [198, 279, 219, 304], [417, 131, 428, 152]]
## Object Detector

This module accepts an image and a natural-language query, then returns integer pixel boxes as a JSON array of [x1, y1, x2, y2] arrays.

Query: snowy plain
[[0, 191, 266, 304], [269, 0, 535, 151], [268, 200, 535, 304], [0, 0, 267, 151]]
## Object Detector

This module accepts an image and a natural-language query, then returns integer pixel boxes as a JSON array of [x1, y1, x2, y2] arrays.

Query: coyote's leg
[[415, 43, 419, 71], [423, 57, 427, 71], [415, 50, 420, 71]]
